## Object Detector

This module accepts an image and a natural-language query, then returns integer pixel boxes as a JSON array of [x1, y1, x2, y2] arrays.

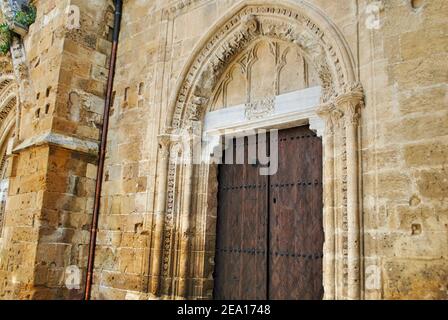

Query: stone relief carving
[[0, 74, 17, 138], [188, 95, 208, 121], [171, 5, 350, 129], [10, 38, 29, 82], [161, 143, 182, 284], [210, 34, 321, 113], [244, 96, 275, 120], [0, 90, 16, 120], [313, 85, 364, 299]]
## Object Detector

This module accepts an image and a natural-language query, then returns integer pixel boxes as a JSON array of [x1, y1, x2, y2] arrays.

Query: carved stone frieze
[[161, 142, 183, 290], [244, 96, 275, 120]]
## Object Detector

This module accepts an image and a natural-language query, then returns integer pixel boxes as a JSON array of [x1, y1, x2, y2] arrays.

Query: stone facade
[[0, 0, 446, 300]]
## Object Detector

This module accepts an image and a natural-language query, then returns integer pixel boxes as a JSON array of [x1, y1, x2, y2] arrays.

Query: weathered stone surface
[[0, 0, 446, 301], [383, 259, 448, 300]]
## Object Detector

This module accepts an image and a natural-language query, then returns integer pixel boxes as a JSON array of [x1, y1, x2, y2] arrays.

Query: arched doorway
[[151, 1, 365, 300], [204, 37, 325, 300]]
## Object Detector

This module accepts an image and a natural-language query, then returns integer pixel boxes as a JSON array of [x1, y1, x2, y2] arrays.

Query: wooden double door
[[213, 126, 324, 300]]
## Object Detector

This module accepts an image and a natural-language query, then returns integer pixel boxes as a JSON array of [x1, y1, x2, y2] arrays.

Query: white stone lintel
[[203, 86, 322, 136]]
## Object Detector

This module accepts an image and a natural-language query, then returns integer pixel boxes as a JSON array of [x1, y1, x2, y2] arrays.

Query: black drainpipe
[[84, 0, 122, 300]]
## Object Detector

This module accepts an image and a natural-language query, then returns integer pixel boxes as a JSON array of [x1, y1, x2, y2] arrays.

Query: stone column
[[178, 159, 193, 298], [335, 89, 363, 300], [177, 121, 202, 298], [316, 103, 340, 300], [150, 134, 171, 296]]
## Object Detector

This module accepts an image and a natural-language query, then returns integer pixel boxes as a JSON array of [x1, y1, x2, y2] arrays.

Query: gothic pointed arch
[[0, 71, 18, 237], [166, 0, 360, 130], [154, 0, 366, 300]]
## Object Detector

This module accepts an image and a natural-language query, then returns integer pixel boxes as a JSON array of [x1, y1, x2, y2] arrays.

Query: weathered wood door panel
[[214, 138, 268, 300], [214, 126, 323, 300], [269, 126, 324, 300]]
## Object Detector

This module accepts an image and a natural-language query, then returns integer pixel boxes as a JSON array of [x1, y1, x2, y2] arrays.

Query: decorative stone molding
[[187, 95, 208, 122], [160, 144, 179, 292], [158, 133, 173, 159], [333, 84, 364, 300], [162, 0, 208, 20], [154, 1, 364, 300], [0, 2, 31, 138], [149, 134, 172, 296], [8, 37, 30, 139], [168, 2, 357, 131], [316, 101, 344, 136], [0, 93, 16, 126], [0, 70, 16, 241], [0, 76, 17, 123], [244, 96, 275, 120], [0, 73, 18, 147], [10, 37, 29, 82]]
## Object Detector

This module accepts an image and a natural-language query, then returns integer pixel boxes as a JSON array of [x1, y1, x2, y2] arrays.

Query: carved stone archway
[[0, 72, 19, 240], [152, 1, 365, 300]]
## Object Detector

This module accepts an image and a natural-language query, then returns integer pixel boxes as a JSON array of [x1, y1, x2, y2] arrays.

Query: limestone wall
[[0, 0, 114, 299], [360, 0, 448, 299], [94, 0, 447, 300], [0, 0, 446, 300]]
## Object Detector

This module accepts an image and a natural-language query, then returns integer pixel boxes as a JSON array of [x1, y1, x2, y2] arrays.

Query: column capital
[[333, 82, 365, 127], [316, 102, 343, 135], [157, 133, 172, 147], [157, 133, 173, 159]]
